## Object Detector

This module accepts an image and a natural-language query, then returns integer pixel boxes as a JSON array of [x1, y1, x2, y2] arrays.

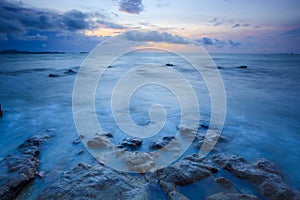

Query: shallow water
[[0, 52, 299, 199]]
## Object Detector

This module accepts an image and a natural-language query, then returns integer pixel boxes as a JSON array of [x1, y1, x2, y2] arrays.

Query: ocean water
[[0, 52, 299, 199]]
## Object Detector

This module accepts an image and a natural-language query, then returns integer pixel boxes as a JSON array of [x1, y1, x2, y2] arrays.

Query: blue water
[[0, 52, 299, 199]]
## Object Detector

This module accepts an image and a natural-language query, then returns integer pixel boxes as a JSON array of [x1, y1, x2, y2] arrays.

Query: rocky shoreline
[[0, 134, 299, 200]]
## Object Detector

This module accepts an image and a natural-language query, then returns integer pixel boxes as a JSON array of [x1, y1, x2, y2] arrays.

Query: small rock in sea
[[77, 150, 84, 155], [165, 63, 174, 66], [149, 136, 176, 150], [64, 69, 76, 74], [237, 65, 248, 69], [118, 137, 142, 149], [87, 133, 113, 149], [72, 138, 81, 145], [212, 153, 300, 200], [0, 104, 3, 118], [214, 177, 234, 189], [37, 171, 46, 178], [48, 73, 58, 77], [107, 65, 113, 68], [217, 66, 224, 69], [207, 192, 258, 200]]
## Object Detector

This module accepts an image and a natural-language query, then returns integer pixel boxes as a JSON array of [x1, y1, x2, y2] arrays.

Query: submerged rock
[[212, 153, 300, 200], [0, 104, 3, 118], [165, 63, 174, 66], [149, 136, 176, 150], [237, 65, 248, 69], [207, 192, 258, 200], [214, 177, 234, 189], [37, 163, 148, 200], [48, 73, 59, 77], [64, 69, 76, 74], [0, 134, 50, 200], [118, 137, 142, 149]]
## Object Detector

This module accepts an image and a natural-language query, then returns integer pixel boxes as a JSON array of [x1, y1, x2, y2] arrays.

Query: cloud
[[118, 0, 144, 14], [123, 30, 190, 44], [231, 23, 240, 28], [195, 37, 241, 48], [7, 33, 48, 41], [283, 27, 300, 35], [0, 0, 124, 39]]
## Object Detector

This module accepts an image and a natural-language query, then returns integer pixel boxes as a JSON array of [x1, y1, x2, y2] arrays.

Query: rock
[[118, 137, 142, 149], [167, 190, 189, 200], [37, 163, 148, 200], [237, 65, 247, 69], [212, 153, 300, 200], [0, 134, 50, 200], [217, 66, 224, 69], [207, 192, 258, 200], [149, 136, 176, 150], [0, 104, 3, 118], [87, 133, 113, 149], [117, 150, 156, 173], [77, 150, 84, 155], [37, 171, 46, 178], [157, 154, 218, 186], [72, 138, 81, 145], [214, 177, 234, 189], [48, 73, 58, 77], [166, 63, 174, 66], [64, 69, 76, 74]]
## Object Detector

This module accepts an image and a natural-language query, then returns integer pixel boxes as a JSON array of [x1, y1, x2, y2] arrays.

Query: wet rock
[[37, 171, 46, 178], [48, 73, 58, 77], [64, 69, 76, 74], [117, 150, 156, 173], [37, 163, 148, 200], [0, 104, 3, 118], [207, 192, 258, 200], [87, 133, 113, 149], [118, 137, 142, 149], [158, 154, 218, 186], [168, 190, 189, 200], [150, 136, 176, 150], [212, 153, 300, 200], [214, 177, 234, 189], [166, 63, 174, 66], [0, 134, 50, 200], [72, 138, 81, 145], [237, 65, 248, 69]]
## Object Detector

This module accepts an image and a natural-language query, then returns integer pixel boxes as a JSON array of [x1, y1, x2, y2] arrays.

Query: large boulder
[[37, 163, 148, 200], [212, 153, 300, 200], [0, 134, 51, 200], [118, 137, 143, 149]]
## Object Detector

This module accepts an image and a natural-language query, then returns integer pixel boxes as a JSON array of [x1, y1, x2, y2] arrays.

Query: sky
[[0, 0, 299, 53]]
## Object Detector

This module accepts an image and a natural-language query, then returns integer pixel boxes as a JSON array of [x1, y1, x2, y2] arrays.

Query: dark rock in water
[[118, 137, 142, 149], [237, 65, 248, 69], [0, 104, 3, 118], [214, 177, 234, 189], [157, 154, 218, 186], [212, 153, 300, 200], [166, 63, 174, 66], [207, 192, 258, 200], [37, 163, 148, 200], [72, 138, 81, 145], [217, 66, 224, 69], [103, 132, 113, 138], [0, 134, 50, 200], [64, 69, 76, 74], [149, 136, 176, 150], [48, 73, 58, 77]]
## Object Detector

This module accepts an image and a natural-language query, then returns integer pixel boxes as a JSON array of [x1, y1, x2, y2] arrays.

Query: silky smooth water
[[0, 53, 299, 199]]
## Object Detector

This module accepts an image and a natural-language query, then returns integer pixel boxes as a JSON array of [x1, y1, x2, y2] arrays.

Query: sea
[[0, 52, 299, 199]]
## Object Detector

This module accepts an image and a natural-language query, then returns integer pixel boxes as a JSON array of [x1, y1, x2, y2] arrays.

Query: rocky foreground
[[0, 135, 299, 200]]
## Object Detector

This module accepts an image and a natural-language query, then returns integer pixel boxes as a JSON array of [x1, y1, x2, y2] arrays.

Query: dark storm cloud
[[123, 30, 190, 44], [196, 37, 241, 48], [118, 0, 144, 14], [0, 0, 125, 41], [231, 23, 240, 28]]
